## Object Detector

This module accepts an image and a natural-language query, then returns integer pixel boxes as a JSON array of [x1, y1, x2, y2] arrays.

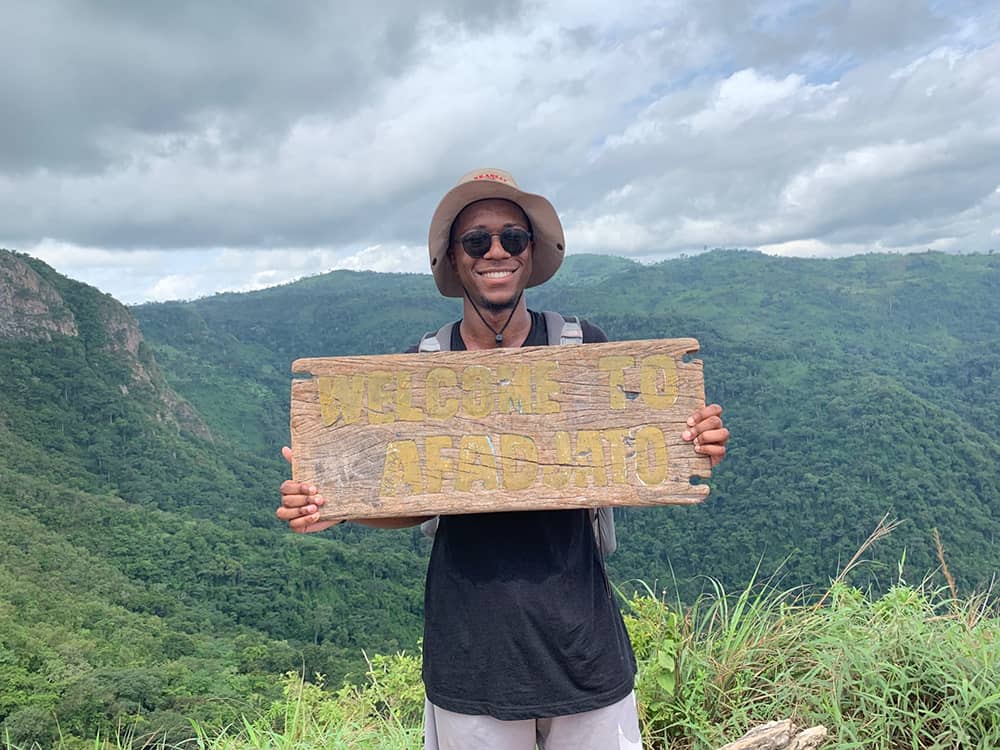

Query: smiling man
[[277, 169, 730, 750], [425, 168, 570, 350], [450, 198, 533, 321]]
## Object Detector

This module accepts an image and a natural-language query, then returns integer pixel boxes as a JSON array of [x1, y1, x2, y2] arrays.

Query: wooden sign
[[290, 338, 711, 521]]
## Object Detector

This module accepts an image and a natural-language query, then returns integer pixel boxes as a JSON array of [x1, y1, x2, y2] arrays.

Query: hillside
[[0, 250, 429, 745], [134, 250, 1000, 594], [1, 247, 998, 745], [531, 251, 1000, 591]]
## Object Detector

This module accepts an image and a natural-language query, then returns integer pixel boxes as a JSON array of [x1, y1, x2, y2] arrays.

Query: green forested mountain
[[0, 250, 427, 746], [1, 247, 998, 745], [133, 249, 1000, 594]]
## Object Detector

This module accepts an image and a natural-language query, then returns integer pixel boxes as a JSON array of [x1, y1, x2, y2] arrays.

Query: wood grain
[[291, 338, 711, 520]]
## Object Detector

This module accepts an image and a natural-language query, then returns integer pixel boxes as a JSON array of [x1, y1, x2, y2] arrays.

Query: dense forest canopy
[[1, 247, 997, 745]]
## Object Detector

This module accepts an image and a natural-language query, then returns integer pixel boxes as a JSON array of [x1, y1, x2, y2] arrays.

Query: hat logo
[[472, 172, 510, 183]]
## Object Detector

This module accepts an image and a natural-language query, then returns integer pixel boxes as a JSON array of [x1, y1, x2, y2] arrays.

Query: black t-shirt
[[421, 310, 637, 720]]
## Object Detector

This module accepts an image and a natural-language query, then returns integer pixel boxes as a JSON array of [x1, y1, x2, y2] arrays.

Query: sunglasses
[[456, 227, 533, 258]]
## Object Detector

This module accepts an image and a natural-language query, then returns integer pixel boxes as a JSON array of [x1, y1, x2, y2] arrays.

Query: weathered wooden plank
[[290, 338, 711, 520]]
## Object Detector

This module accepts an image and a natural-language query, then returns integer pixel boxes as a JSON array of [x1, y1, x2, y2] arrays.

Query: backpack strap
[[422, 315, 580, 350], [543, 311, 583, 345], [591, 507, 617, 557], [418, 322, 456, 352], [543, 313, 615, 556], [418, 323, 454, 538], [420, 515, 440, 539]]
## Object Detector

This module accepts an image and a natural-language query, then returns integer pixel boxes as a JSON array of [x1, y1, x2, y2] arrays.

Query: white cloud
[[567, 214, 657, 254], [25, 239, 163, 270], [2, 1, 999, 302], [759, 238, 865, 258], [147, 274, 203, 302], [686, 69, 808, 133], [780, 139, 946, 209], [890, 45, 964, 79]]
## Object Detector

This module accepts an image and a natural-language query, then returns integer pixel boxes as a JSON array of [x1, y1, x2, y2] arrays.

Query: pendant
[[496, 334, 504, 344]]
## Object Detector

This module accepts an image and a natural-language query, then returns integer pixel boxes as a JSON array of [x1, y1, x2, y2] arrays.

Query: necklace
[[464, 289, 525, 345]]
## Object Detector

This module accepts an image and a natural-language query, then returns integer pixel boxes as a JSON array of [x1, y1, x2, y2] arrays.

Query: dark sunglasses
[[456, 227, 533, 258]]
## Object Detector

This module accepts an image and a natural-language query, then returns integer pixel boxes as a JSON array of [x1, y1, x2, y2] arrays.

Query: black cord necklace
[[464, 289, 524, 345]]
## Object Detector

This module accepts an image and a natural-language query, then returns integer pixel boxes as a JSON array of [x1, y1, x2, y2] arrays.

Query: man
[[277, 169, 729, 749]]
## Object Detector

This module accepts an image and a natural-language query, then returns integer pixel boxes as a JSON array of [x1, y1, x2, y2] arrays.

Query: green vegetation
[[6, 569, 995, 749], [0, 252, 430, 746], [134, 250, 1000, 597], [1, 248, 998, 745]]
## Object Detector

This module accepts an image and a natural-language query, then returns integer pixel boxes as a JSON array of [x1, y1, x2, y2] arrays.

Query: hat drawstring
[[463, 288, 524, 345]]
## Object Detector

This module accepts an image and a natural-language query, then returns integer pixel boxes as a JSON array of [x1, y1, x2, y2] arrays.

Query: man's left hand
[[682, 404, 729, 466]]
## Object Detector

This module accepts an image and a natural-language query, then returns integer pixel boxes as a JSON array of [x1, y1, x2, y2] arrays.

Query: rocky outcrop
[[94, 291, 155, 386], [99, 297, 145, 358], [0, 249, 210, 439], [0, 249, 78, 340], [718, 720, 827, 750]]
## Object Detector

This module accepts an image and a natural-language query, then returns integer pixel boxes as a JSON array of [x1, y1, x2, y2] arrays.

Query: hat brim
[[428, 181, 565, 297]]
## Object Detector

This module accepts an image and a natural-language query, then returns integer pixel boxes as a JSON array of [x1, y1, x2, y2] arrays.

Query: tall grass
[[6, 570, 997, 749], [626, 577, 998, 749]]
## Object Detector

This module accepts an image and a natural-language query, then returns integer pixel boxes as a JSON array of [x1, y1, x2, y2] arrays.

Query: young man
[[277, 169, 730, 749]]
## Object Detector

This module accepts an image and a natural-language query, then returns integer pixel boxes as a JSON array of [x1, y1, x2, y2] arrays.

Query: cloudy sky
[[3, 0, 999, 303]]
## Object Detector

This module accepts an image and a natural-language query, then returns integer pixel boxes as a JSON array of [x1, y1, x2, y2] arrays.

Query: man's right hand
[[276, 446, 341, 533]]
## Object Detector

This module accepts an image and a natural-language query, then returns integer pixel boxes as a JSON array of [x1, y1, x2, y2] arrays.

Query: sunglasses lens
[[460, 231, 492, 258], [459, 228, 532, 257], [500, 228, 530, 255]]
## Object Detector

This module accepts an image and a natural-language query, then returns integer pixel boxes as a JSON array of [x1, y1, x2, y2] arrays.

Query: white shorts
[[424, 690, 642, 750]]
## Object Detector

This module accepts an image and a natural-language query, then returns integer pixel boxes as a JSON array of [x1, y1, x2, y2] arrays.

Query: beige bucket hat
[[428, 168, 566, 297]]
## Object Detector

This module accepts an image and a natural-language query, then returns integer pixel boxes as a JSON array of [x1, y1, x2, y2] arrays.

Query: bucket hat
[[428, 168, 565, 297]]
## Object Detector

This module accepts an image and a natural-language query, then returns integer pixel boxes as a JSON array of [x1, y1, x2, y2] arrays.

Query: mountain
[[529, 251, 1000, 590], [1, 247, 998, 745], [133, 250, 1000, 595], [0, 250, 428, 745]]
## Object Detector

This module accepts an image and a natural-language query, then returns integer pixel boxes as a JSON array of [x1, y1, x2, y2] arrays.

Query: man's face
[[449, 198, 533, 313]]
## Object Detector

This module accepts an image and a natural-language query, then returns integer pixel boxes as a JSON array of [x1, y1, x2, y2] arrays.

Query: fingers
[[281, 506, 340, 533], [276, 501, 320, 521], [692, 429, 729, 465], [690, 426, 728, 466], [287, 513, 340, 533], [682, 410, 725, 442], [682, 404, 729, 466], [278, 477, 329, 528], [692, 427, 729, 446], [278, 452, 340, 532], [685, 404, 722, 428], [277, 491, 340, 532], [696, 442, 727, 466], [279, 480, 324, 506], [682, 416, 723, 440]]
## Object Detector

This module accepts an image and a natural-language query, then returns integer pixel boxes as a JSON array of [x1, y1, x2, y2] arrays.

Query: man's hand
[[682, 404, 730, 467], [276, 447, 431, 531], [276, 446, 341, 533]]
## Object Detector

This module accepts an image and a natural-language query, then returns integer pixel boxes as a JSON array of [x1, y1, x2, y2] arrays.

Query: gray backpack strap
[[420, 515, 440, 540], [544, 312, 614, 556], [542, 311, 583, 346], [418, 322, 456, 353], [419, 322, 454, 538], [560, 314, 615, 556], [591, 507, 617, 557]]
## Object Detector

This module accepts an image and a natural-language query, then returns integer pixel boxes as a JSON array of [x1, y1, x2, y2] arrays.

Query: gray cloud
[[2, 0, 521, 172], [2, 0, 998, 301]]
